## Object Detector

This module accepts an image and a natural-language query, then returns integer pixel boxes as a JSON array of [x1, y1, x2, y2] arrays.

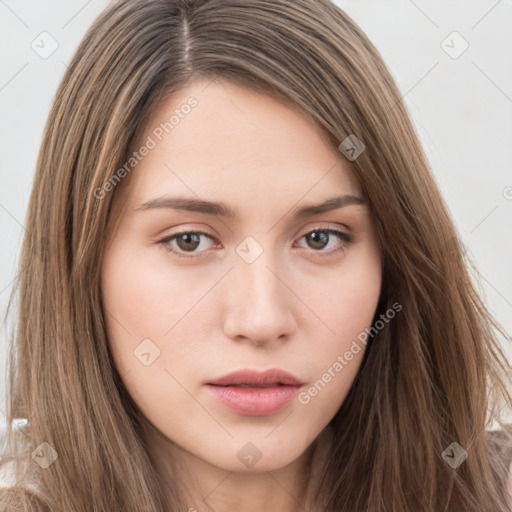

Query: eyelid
[[292, 221, 352, 241]]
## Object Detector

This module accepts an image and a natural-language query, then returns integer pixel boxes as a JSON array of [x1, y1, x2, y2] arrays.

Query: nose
[[222, 255, 296, 347]]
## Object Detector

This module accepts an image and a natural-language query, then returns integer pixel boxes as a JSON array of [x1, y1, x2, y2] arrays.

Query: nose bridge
[[222, 245, 294, 343], [239, 257, 283, 306], [234, 234, 285, 301]]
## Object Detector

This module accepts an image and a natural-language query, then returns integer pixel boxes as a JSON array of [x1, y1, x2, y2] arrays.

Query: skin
[[100, 78, 382, 512]]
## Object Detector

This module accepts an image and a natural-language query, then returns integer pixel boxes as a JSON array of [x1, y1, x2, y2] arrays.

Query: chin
[[198, 433, 314, 474]]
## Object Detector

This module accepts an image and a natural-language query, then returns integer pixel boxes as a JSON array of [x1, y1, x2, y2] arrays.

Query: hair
[[1, 0, 511, 510]]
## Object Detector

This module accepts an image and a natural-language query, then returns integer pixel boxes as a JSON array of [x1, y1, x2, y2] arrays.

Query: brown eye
[[175, 233, 201, 251], [158, 231, 217, 259], [297, 228, 353, 254], [304, 230, 330, 250]]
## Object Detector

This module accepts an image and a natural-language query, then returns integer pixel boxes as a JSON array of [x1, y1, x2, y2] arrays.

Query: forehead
[[115, 78, 364, 218]]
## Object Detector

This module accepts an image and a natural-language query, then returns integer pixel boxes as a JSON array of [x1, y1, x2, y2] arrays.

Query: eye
[[295, 228, 353, 256], [157, 230, 218, 259]]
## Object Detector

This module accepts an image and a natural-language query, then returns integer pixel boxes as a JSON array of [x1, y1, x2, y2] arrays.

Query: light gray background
[[1, 0, 511, 429]]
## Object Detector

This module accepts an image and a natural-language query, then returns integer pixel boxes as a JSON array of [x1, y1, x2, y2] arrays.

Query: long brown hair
[[1, 0, 511, 510]]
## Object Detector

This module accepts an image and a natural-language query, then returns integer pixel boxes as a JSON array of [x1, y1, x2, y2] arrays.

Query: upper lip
[[207, 368, 304, 387]]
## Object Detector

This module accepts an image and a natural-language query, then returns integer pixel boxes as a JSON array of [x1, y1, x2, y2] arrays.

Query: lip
[[207, 368, 303, 387], [205, 368, 304, 416]]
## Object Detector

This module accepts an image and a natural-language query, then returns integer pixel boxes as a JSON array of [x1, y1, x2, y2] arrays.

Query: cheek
[[100, 243, 169, 375], [100, 242, 220, 387], [309, 244, 382, 347], [100, 248, 197, 415], [296, 289, 377, 423], [101, 242, 205, 342], [297, 247, 381, 414]]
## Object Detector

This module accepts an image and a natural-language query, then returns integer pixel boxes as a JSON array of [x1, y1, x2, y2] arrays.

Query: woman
[[1, 0, 511, 510]]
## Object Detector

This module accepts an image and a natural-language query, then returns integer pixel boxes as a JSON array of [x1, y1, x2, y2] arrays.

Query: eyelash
[[156, 227, 353, 260]]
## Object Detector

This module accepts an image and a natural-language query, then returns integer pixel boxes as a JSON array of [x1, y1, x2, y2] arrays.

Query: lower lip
[[205, 384, 301, 416]]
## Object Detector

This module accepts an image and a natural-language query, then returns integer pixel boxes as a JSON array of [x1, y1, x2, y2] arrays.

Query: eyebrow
[[135, 194, 365, 220]]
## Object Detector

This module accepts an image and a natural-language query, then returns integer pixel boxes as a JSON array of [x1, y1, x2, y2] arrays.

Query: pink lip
[[205, 368, 304, 416]]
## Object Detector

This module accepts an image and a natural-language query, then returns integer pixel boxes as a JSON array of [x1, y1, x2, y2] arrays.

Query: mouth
[[205, 368, 304, 416]]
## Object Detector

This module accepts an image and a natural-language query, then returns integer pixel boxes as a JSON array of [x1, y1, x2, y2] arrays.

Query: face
[[100, 78, 382, 475]]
